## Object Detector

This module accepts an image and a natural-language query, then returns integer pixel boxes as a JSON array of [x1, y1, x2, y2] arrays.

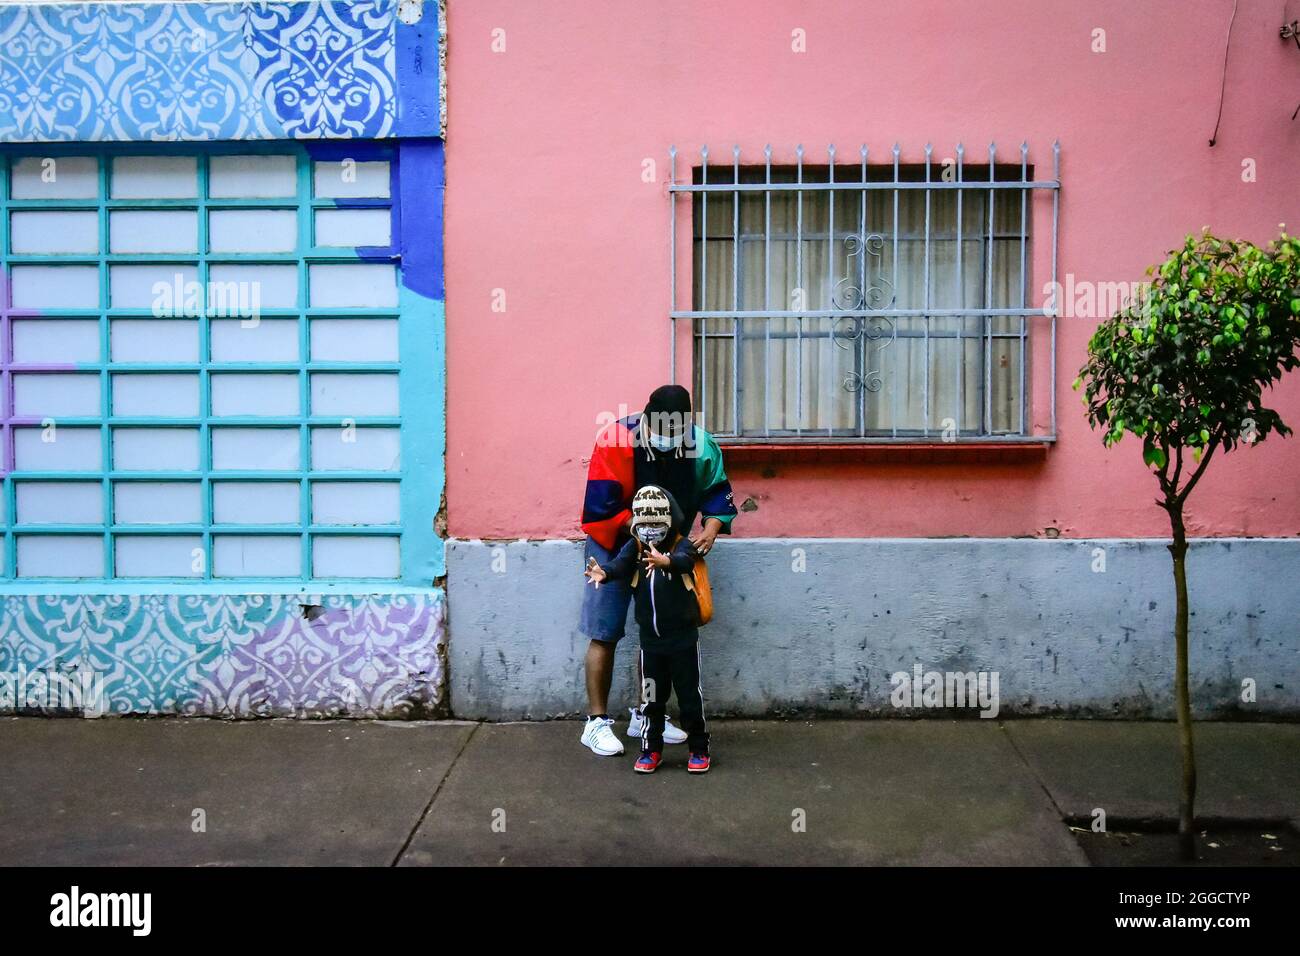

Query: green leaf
[[1142, 446, 1167, 469]]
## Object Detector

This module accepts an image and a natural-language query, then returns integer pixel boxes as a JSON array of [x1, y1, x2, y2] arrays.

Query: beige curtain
[[694, 175, 1023, 437]]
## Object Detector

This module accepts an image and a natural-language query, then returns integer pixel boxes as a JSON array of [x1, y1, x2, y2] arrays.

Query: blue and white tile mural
[[0, 591, 445, 717], [0, 0, 440, 141], [0, 1, 446, 718]]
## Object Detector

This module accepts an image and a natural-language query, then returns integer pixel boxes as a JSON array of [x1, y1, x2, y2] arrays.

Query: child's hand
[[643, 543, 671, 572], [584, 560, 607, 587]]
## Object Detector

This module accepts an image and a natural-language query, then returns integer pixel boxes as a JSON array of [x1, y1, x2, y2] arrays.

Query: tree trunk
[[1168, 503, 1197, 861]]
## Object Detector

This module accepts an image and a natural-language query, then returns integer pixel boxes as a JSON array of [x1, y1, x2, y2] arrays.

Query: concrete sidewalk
[[1, 718, 1296, 866]]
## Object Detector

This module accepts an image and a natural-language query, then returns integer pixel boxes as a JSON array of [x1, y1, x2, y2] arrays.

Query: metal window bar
[[985, 143, 995, 436], [763, 145, 771, 438], [669, 146, 677, 383], [922, 143, 931, 437], [669, 142, 1060, 444], [891, 143, 899, 439], [826, 145, 834, 439], [955, 143, 964, 440], [795, 144, 803, 437], [699, 146, 708, 432], [857, 145, 867, 438], [0, 147, 405, 582], [732, 145, 741, 436], [1019, 142, 1029, 436]]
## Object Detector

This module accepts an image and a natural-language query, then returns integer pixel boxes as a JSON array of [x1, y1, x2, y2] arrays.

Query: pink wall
[[445, 0, 1300, 540]]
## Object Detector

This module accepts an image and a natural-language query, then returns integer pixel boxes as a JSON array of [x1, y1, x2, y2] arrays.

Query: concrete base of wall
[[446, 538, 1300, 720]]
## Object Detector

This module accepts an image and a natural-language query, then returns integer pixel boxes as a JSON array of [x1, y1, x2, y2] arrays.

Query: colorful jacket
[[581, 416, 737, 551]]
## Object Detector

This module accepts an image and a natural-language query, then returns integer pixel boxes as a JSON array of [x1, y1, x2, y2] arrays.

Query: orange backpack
[[685, 555, 713, 626]]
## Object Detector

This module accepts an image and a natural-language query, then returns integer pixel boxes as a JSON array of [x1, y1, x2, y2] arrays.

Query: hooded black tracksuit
[[599, 533, 709, 754]]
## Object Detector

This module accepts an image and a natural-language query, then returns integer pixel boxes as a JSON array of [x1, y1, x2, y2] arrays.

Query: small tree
[[1076, 228, 1300, 860]]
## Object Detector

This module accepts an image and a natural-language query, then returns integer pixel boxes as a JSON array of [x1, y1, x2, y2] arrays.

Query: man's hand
[[643, 543, 671, 573], [690, 518, 724, 556]]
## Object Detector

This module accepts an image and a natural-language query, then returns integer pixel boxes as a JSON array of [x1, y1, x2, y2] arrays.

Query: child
[[584, 485, 710, 773]]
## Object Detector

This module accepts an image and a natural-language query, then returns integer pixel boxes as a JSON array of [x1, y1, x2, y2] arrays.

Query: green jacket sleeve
[[693, 428, 738, 533]]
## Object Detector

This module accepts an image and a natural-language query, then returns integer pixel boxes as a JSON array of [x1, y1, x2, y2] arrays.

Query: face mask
[[647, 431, 682, 452], [635, 524, 669, 545]]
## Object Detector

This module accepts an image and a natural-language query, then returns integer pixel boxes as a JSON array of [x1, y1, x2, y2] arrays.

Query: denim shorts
[[578, 536, 633, 644]]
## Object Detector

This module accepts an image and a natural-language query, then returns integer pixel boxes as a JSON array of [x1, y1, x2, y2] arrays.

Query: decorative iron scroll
[[831, 233, 895, 393]]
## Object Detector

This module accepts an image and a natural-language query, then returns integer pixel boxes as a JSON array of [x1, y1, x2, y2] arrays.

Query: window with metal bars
[[669, 143, 1060, 442]]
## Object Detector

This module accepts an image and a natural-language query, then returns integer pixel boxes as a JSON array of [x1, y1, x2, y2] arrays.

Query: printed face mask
[[635, 524, 669, 546]]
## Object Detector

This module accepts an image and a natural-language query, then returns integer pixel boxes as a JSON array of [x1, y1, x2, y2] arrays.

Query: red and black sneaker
[[687, 752, 711, 774], [634, 751, 662, 773]]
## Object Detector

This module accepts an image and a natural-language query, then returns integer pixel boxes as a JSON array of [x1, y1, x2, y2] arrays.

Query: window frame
[[0, 142, 416, 584], [667, 143, 1061, 446]]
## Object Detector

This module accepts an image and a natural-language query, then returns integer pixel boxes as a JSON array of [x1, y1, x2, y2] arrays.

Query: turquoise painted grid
[[0, 142, 441, 588]]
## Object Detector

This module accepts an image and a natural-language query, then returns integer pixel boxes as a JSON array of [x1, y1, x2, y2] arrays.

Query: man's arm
[[691, 428, 738, 553], [580, 421, 635, 549]]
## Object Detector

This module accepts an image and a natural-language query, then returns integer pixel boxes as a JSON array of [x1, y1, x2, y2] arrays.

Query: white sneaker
[[627, 706, 688, 745], [580, 716, 624, 756]]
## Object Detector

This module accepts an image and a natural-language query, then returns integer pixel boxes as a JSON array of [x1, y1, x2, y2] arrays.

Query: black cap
[[643, 385, 692, 441], [644, 384, 691, 416]]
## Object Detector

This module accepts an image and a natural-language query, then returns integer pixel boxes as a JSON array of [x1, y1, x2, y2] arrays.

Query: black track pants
[[639, 636, 708, 754]]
